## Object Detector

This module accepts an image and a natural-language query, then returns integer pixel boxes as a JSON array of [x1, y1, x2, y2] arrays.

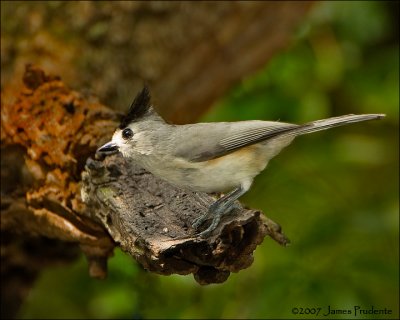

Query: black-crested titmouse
[[97, 87, 385, 237]]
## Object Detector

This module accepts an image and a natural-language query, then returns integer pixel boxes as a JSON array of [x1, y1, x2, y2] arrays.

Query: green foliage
[[19, 2, 398, 319]]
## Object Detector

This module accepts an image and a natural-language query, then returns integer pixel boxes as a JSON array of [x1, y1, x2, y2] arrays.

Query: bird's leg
[[193, 181, 251, 237]]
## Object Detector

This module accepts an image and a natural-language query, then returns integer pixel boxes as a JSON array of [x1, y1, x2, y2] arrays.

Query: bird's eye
[[122, 128, 134, 140]]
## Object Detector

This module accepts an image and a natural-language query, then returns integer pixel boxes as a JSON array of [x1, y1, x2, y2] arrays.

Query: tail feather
[[285, 114, 385, 137]]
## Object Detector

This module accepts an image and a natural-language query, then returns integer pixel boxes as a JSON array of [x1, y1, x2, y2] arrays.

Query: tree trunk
[[1, 1, 313, 123]]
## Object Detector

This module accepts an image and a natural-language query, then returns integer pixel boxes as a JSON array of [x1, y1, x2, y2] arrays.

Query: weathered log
[[81, 154, 289, 285]]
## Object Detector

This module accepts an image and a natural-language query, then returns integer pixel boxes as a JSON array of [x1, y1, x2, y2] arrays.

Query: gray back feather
[[173, 121, 297, 162], [172, 114, 384, 162]]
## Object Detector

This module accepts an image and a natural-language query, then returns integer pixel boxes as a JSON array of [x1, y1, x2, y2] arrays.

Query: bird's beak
[[96, 141, 119, 155]]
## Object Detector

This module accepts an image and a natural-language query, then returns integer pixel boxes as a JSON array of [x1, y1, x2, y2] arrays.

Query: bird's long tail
[[285, 114, 385, 137]]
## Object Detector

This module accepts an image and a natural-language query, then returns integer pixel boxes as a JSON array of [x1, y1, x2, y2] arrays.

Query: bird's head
[[97, 86, 161, 158]]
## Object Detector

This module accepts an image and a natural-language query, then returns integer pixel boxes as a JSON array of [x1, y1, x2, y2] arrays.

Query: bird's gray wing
[[173, 121, 298, 162]]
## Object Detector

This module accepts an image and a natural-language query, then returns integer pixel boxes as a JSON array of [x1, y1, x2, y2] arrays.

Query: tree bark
[[82, 154, 290, 285]]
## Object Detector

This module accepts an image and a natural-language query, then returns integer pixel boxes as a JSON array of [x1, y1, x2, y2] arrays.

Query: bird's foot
[[195, 214, 222, 238], [192, 202, 240, 238], [191, 213, 210, 229], [191, 199, 224, 229]]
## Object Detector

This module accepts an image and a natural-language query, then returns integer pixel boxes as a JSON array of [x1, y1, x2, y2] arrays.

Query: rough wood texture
[[1, 66, 117, 318], [81, 155, 289, 285], [1, 65, 117, 273]]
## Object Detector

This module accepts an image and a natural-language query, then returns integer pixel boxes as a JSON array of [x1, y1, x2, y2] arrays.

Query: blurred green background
[[18, 2, 398, 319]]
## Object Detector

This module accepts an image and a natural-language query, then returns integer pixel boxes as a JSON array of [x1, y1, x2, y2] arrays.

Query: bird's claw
[[191, 213, 210, 229], [191, 205, 226, 238]]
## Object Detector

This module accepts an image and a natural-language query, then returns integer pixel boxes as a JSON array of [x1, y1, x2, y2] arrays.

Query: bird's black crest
[[119, 86, 151, 129]]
